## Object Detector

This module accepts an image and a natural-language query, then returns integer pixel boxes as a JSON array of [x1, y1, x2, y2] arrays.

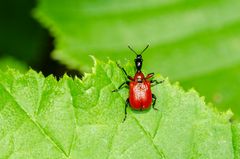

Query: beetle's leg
[[123, 98, 129, 122], [150, 80, 164, 87], [116, 63, 134, 81], [152, 94, 158, 110], [112, 81, 129, 92], [146, 72, 154, 79]]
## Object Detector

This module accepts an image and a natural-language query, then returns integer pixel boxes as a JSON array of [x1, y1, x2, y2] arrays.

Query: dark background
[[0, 0, 80, 78]]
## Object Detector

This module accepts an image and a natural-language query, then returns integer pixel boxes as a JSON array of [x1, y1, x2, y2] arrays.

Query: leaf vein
[[131, 115, 165, 158], [0, 83, 69, 159], [67, 79, 78, 157]]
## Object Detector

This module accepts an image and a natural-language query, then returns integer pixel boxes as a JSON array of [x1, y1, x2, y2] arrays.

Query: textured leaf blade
[[0, 60, 238, 158], [0, 83, 67, 159], [232, 122, 240, 159]]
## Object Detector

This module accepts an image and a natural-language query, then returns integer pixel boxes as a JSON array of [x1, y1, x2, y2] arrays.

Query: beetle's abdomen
[[129, 82, 152, 110]]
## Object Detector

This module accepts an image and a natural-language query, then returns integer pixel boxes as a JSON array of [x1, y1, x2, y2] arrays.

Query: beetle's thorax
[[134, 72, 145, 83]]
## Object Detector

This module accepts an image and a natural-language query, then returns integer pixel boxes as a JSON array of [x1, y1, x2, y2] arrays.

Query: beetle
[[113, 45, 164, 121]]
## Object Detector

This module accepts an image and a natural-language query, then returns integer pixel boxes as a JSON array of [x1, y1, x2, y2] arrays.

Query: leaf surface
[[0, 60, 238, 158], [0, 57, 28, 73]]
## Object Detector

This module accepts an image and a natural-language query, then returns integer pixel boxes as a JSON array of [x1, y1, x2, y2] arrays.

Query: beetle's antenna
[[140, 44, 149, 55], [128, 45, 138, 55]]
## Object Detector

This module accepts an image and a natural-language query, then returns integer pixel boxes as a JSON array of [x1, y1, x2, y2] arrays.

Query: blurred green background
[[0, 0, 240, 119]]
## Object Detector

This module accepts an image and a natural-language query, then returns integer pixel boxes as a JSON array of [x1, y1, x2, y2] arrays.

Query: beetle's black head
[[128, 45, 149, 71]]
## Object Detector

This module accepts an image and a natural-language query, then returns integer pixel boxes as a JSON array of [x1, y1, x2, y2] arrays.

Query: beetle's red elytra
[[129, 72, 152, 110], [113, 45, 164, 122]]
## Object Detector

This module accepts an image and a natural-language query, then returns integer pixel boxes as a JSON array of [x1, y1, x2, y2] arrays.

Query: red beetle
[[113, 45, 164, 121]]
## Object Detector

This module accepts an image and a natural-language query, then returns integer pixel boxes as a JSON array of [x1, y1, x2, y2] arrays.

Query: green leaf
[[0, 60, 238, 158], [181, 63, 240, 119], [34, 0, 240, 117], [232, 122, 240, 159], [0, 56, 28, 73]]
